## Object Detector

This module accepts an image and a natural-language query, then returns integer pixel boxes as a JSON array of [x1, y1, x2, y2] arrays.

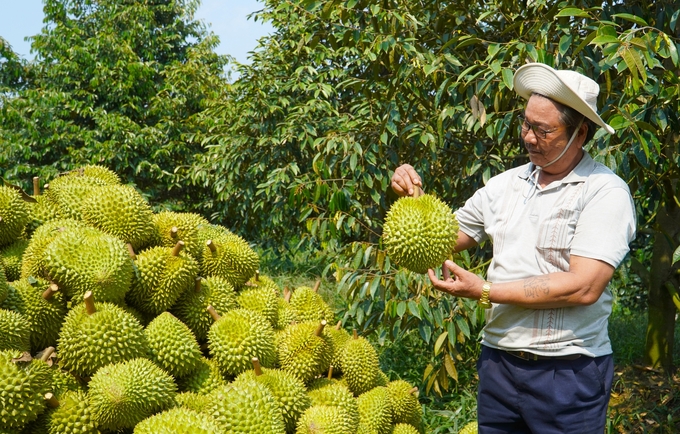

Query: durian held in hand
[[383, 185, 458, 274]]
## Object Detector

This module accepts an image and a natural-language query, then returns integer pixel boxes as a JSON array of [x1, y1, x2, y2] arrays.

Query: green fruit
[[20, 218, 86, 280], [45, 174, 111, 220], [356, 386, 392, 434], [25, 194, 61, 236], [43, 225, 134, 303], [0, 264, 7, 305], [275, 297, 297, 330], [0, 185, 30, 247], [3, 278, 67, 352], [63, 165, 121, 185], [151, 211, 209, 260], [0, 350, 52, 430], [340, 335, 381, 396], [382, 193, 458, 274], [174, 391, 212, 413], [236, 365, 311, 433], [237, 284, 279, 327], [145, 312, 202, 378], [88, 358, 177, 431], [82, 184, 155, 250], [386, 380, 422, 428], [208, 308, 277, 377], [0, 239, 28, 281], [307, 381, 359, 431], [289, 285, 335, 323], [325, 324, 351, 375], [177, 356, 228, 394], [207, 380, 286, 433], [295, 405, 354, 434], [134, 407, 222, 434], [44, 390, 101, 434], [171, 275, 238, 342], [458, 421, 478, 434], [57, 298, 148, 377], [198, 224, 259, 286], [126, 244, 199, 316], [0, 309, 31, 351], [277, 321, 333, 384], [393, 423, 421, 434]]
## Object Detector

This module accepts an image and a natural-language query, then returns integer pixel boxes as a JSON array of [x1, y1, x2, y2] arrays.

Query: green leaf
[[397, 301, 407, 317], [612, 13, 648, 26], [590, 35, 620, 46], [434, 331, 448, 356], [558, 35, 573, 56], [555, 7, 590, 18], [501, 68, 514, 90], [408, 300, 421, 319], [673, 245, 680, 265]]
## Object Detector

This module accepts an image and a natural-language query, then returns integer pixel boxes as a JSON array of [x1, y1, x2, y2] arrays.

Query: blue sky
[[0, 0, 274, 64]]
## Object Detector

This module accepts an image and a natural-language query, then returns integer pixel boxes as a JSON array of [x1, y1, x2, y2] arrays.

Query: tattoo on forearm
[[524, 276, 550, 298]]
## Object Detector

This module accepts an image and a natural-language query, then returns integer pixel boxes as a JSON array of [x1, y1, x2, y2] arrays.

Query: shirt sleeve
[[455, 187, 490, 244]]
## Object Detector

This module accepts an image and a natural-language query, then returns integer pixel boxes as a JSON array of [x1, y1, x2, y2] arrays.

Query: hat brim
[[513, 63, 614, 134]]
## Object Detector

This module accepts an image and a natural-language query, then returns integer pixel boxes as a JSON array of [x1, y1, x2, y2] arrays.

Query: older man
[[391, 63, 636, 433]]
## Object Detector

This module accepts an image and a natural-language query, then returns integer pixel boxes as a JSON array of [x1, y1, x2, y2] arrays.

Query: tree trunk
[[643, 202, 680, 372]]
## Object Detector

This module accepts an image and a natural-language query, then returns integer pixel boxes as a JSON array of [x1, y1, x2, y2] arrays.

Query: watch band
[[478, 281, 493, 309]]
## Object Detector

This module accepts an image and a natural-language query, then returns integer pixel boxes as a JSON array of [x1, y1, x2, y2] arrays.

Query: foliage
[[0, 0, 230, 209]]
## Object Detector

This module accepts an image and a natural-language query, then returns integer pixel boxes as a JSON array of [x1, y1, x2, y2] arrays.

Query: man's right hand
[[391, 164, 423, 197]]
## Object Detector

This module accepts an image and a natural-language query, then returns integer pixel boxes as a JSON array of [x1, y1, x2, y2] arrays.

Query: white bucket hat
[[513, 63, 615, 134]]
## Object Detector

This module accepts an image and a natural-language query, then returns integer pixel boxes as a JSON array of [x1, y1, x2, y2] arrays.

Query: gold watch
[[478, 281, 493, 309]]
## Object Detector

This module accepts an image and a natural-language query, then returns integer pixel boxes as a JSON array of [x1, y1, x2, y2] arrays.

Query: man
[[390, 63, 636, 433]]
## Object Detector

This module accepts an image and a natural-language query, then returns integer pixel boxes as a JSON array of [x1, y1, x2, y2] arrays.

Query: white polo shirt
[[456, 151, 636, 357]]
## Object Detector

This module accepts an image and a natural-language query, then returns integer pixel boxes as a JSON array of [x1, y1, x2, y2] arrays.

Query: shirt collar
[[518, 151, 595, 185]]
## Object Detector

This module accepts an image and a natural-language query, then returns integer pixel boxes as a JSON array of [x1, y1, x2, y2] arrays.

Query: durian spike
[[170, 226, 179, 239], [40, 347, 55, 362], [315, 320, 327, 337], [45, 393, 59, 408], [335, 320, 342, 330], [409, 386, 419, 395], [194, 277, 202, 293], [126, 243, 136, 260], [33, 177, 40, 196], [312, 279, 321, 293], [352, 329, 358, 339], [84, 291, 96, 315], [42, 283, 59, 300], [283, 287, 292, 302], [206, 239, 216, 253], [251, 357, 263, 376], [171, 240, 185, 256], [206, 305, 221, 322], [327, 365, 334, 379]]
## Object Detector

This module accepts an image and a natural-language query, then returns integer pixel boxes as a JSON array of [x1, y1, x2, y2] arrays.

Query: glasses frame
[[518, 113, 562, 140]]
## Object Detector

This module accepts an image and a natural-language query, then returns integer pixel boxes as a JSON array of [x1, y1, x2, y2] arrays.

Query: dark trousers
[[476, 345, 614, 434]]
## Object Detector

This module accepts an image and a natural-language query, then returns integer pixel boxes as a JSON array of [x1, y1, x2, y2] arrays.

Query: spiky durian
[[134, 407, 222, 434], [88, 357, 177, 431], [289, 282, 335, 323], [237, 284, 279, 328], [57, 293, 148, 377], [20, 218, 87, 280], [340, 332, 382, 396], [207, 307, 277, 377], [126, 242, 199, 316], [393, 423, 421, 434], [236, 358, 311, 433], [26, 194, 61, 236], [356, 386, 393, 434], [276, 321, 333, 384], [41, 390, 101, 434], [0, 349, 52, 430], [295, 405, 354, 434], [176, 356, 228, 394], [171, 275, 238, 342], [144, 312, 202, 378], [198, 224, 259, 286], [82, 184, 155, 250], [458, 421, 478, 434], [306, 381, 359, 431], [0, 309, 31, 351], [62, 164, 121, 185], [206, 379, 286, 434], [382, 193, 458, 274], [151, 211, 209, 260], [0, 239, 27, 281], [0, 185, 30, 247], [2, 278, 67, 352], [44, 174, 110, 220], [43, 225, 133, 303], [174, 391, 212, 413], [386, 380, 423, 428]]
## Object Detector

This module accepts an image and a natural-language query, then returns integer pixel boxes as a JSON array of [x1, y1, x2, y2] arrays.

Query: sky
[[0, 0, 274, 64]]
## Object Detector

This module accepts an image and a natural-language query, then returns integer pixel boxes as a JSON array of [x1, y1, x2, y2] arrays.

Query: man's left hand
[[427, 260, 484, 300]]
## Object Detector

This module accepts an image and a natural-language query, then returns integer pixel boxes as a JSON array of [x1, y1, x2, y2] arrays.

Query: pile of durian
[[0, 166, 424, 434]]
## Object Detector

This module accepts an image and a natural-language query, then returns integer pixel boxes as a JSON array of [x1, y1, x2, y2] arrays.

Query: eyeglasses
[[518, 114, 562, 139]]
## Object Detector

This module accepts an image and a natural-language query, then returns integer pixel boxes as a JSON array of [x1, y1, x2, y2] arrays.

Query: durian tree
[[191, 0, 680, 389], [0, 0, 229, 209]]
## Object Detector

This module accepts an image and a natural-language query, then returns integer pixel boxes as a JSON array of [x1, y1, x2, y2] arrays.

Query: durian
[[144, 312, 202, 378]]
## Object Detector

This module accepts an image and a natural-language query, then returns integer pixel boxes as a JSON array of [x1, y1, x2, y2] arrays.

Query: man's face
[[520, 95, 582, 170]]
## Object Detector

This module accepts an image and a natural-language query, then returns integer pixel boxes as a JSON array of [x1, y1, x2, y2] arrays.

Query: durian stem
[[413, 185, 423, 198], [313, 279, 321, 293], [327, 365, 334, 379], [126, 243, 137, 260], [206, 305, 221, 322], [194, 277, 202, 293], [84, 291, 96, 315], [335, 320, 342, 330], [251, 357, 262, 376], [206, 239, 216, 253], [45, 393, 59, 408], [409, 387, 419, 395], [44, 183, 50, 191], [33, 177, 40, 196], [42, 283, 59, 300], [40, 347, 55, 362], [283, 287, 291, 302], [171, 240, 185, 256], [315, 320, 327, 337], [352, 329, 358, 339], [255, 270, 260, 281], [170, 226, 179, 239]]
